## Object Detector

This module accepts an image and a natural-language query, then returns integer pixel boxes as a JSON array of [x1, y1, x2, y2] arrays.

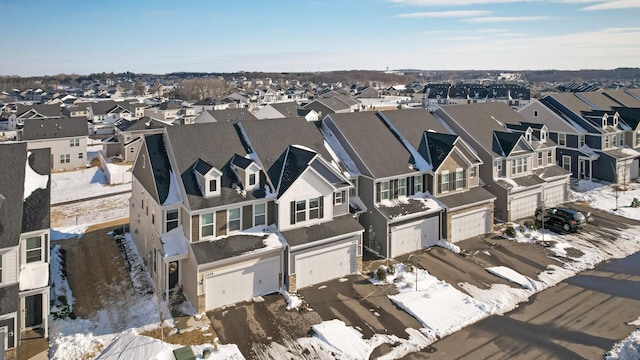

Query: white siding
[[1, 247, 19, 285], [278, 170, 334, 231], [27, 137, 87, 171]]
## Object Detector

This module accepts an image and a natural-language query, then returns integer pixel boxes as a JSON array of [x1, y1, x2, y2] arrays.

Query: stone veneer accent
[[191, 215, 199, 241]]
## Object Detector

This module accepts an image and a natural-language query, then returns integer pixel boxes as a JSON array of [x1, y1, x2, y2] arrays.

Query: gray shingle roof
[[424, 132, 457, 170], [192, 234, 279, 264], [280, 215, 363, 247], [436, 186, 495, 210], [325, 111, 417, 178], [379, 108, 451, 150], [116, 117, 167, 132], [16, 104, 62, 118], [165, 122, 259, 210], [438, 103, 531, 158], [21, 117, 88, 140], [377, 198, 440, 221], [270, 102, 301, 118], [145, 134, 172, 205], [272, 146, 317, 197], [206, 108, 258, 122], [22, 148, 50, 233]]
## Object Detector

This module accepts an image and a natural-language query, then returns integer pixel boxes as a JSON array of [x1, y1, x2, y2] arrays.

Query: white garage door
[[544, 183, 567, 207], [630, 159, 639, 180], [295, 241, 355, 289], [390, 216, 439, 258], [204, 256, 280, 310], [450, 207, 491, 243], [510, 193, 540, 221]]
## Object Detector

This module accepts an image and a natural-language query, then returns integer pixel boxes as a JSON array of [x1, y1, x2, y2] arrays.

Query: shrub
[[386, 263, 396, 275], [631, 198, 640, 208], [404, 262, 414, 273], [505, 226, 516, 238], [376, 267, 387, 281], [523, 220, 536, 230]]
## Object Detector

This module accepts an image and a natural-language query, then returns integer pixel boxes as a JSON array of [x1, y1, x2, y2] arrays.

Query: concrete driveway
[[206, 204, 639, 358]]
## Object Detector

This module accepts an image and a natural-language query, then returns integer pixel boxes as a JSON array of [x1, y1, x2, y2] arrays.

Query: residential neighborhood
[[1, 67, 640, 359]]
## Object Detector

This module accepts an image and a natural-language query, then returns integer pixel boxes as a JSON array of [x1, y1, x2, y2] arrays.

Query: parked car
[[535, 206, 587, 233]]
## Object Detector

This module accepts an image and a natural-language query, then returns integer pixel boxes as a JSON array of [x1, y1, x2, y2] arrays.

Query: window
[[558, 133, 566, 146], [511, 157, 528, 175], [619, 134, 624, 146], [469, 166, 476, 178], [209, 179, 217, 193], [295, 201, 306, 223], [78, 152, 83, 159], [541, 130, 546, 141], [70, 138, 79, 147], [309, 198, 320, 219], [248, 173, 256, 186], [334, 191, 345, 205], [124, 133, 131, 142], [604, 135, 610, 149], [26, 236, 42, 263], [129, 147, 135, 153], [228, 208, 241, 232], [547, 150, 553, 164], [562, 155, 571, 171], [414, 175, 423, 193], [537, 152, 543, 167], [152, 247, 157, 274], [579, 135, 585, 147], [455, 169, 465, 190], [379, 181, 390, 201], [495, 160, 502, 172], [201, 213, 214, 237], [166, 209, 179, 232], [254, 203, 266, 226], [60, 154, 70, 164], [439, 172, 450, 193], [398, 178, 406, 197]]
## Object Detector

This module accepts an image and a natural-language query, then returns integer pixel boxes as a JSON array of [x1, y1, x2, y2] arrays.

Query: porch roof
[[437, 186, 495, 210], [280, 215, 363, 248]]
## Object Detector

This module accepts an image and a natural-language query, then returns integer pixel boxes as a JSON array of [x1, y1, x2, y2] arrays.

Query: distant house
[[0, 143, 51, 359], [67, 100, 148, 135], [193, 108, 258, 123], [104, 117, 169, 162], [254, 102, 320, 121], [303, 97, 351, 116], [356, 86, 379, 99], [19, 117, 88, 171]]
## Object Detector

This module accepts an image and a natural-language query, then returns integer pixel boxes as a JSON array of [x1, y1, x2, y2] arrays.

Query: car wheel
[[563, 223, 571, 232]]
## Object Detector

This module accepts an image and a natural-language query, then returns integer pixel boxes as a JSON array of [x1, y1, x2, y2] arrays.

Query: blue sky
[[0, 0, 638, 76]]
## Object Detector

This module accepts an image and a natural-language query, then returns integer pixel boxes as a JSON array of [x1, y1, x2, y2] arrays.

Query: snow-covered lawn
[[51, 166, 131, 204], [572, 179, 640, 221]]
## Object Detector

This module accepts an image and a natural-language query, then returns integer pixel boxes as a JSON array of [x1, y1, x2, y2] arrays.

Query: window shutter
[[376, 182, 381, 202], [392, 179, 398, 199], [319, 196, 324, 218], [290, 201, 296, 225], [407, 176, 414, 195], [438, 174, 442, 193], [463, 170, 467, 188]]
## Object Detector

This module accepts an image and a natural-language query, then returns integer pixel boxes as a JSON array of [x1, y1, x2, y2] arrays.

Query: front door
[[168, 261, 179, 290], [24, 294, 43, 328]]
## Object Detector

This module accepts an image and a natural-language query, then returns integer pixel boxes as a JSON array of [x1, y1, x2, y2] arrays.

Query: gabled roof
[[305, 97, 351, 112], [325, 111, 418, 178], [613, 107, 640, 130], [205, 108, 258, 122], [21, 117, 88, 140], [230, 154, 254, 170], [437, 102, 533, 158], [423, 132, 458, 170], [575, 91, 623, 111], [0, 143, 50, 248], [145, 134, 173, 205], [280, 214, 363, 247], [271, 145, 317, 197], [269, 102, 301, 118], [603, 89, 640, 108], [164, 122, 258, 210], [116, 117, 168, 132], [378, 108, 451, 150], [16, 104, 62, 118]]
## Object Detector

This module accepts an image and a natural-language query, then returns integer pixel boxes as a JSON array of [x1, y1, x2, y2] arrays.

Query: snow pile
[[486, 266, 540, 291], [374, 263, 489, 340], [280, 289, 303, 310], [605, 318, 640, 360], [50, 244, 74, 312], [19, 262, 49, 291], [50, 225, 89, 241], [96, 332, 179, 360], [23, 151, 49, 200], [311, 320, 374, 359], [161, 225, 189, 258], [162, 170, 182, 206]]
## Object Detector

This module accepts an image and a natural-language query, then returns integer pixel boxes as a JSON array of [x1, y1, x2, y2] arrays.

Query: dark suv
[[535, 207, 587, 233]]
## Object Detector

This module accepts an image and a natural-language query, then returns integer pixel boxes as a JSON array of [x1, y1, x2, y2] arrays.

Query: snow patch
[[24, 151, 49, 200]]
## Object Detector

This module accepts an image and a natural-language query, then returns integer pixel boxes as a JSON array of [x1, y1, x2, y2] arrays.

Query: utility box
[[173, 346, 196, 360]]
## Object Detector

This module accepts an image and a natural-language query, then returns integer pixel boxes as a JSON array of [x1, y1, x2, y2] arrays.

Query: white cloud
[[465, 15, 555, 22], [581, 0, 640, 10], [396, 10, 491, 18], [388, 0, 602, 6]]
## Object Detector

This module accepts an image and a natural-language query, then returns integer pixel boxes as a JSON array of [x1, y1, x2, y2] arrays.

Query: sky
[[0, 0, 639, 76]]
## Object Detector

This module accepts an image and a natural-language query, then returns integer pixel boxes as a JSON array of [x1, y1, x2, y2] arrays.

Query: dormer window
[[541, 129, 547, 142], [525, 129, 532, 142], [602, 114, 608, 128], [193, 159, 222, 198], [209, 179, 217, 192], [613, 113, 619, 127], [249, 173, 256, 186]]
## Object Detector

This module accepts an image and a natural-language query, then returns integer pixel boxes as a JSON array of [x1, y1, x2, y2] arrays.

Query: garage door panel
[[295, 243, 355, 289], [390, 216, 439, 258], [205, 256, 280, 310], [450, 207, 491, 243], [544, 184, 566, 207], [511, 193, 540, 221]]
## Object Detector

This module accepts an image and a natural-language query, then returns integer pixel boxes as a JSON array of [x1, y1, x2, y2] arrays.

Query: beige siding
[[216, 210, 226, 237], [27, 137, 87, 171], [277, 170, 333, 231], [2, 247, 18, 285]]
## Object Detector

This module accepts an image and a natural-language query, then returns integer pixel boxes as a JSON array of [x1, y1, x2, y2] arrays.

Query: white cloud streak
[[465, 15, 555, 22], [581, 0, 640, 10], [396, 10, 491, 17], [389, 0, 606, 6]]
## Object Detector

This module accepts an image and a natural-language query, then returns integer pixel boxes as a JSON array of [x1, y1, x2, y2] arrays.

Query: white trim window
[[333, 191, 345, 205], [454, 169, 465, 190], [166, 209, 179, 232], [511, 157, 528, 175], [537, 151, 543, 167], [228, 208, 241, 233], [379, 181, 390, 201], [309, 197, 321, 220], [604, 135, 610, 149], [70, 138, 80, 147], [397, 178, 406, 197], [60, 154, 70, 164], [562, 155, 571, 171], [25, 236, 43, 263], [495, 159, 502, 172], [469, 166, 476, 178], [547, 149, 553, 164], [558, 133, 566, 146], [200, 213, 214, 238], [439, 171, 450, 193], [579, 134, 585, 147], [253, 203, 266, 226], [414, 175, 423, 193]]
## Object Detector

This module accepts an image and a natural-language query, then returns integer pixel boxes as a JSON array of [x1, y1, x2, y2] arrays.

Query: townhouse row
[[130, 103, 573, 313]]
